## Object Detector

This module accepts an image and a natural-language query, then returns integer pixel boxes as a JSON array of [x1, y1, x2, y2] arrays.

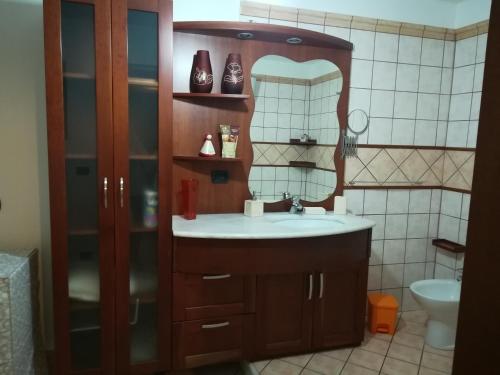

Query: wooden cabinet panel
[[255, 273, 313, 357], [312, 263, 369, 349], [173, 273, 255, 321], [173, 315, 254, 369]]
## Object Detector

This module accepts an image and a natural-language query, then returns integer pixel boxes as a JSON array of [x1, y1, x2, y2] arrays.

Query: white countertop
[[172, 212, 375, 239]]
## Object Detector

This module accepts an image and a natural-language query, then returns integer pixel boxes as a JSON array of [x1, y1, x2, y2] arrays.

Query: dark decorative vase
[[189, 50, 213, 93], [221, 53, 244, 94]]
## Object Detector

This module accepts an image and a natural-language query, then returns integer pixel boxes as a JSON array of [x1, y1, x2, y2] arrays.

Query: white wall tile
[[351, 59, 373, 89], [374, 32, 399, 62], [458, 219, 468, 245], [350, 29, 375, 60], [438, 214, 460, 242], [344, 189, 364, 215], [436, 248, 457, 269], [443, 40, 455, 68], [455, 36, 477, 67], [396, 64, 419, 92], [364, 190, 388, 214], [325, 25, 351, 40], [398, 36, 422, 64], [385, 214, 408, 239], [419, 66, 442, 94], [425, 262, 435, 279], [407, 214, 430, 238], [298, 22, 324, 32], [405, 239, 427, 263], [470, 92, 482, 120], [440, 68, 453, 94], [435, 264, 455, 279], [441, 190, 463, 217], [466, 121, 478, 148], [446, 121, 469, 147], [404, 263, 426, 287], [269, 18, 297, 27], [387, 190, 410, 214], [392, 119, 415, 145], [382, 264, 404, 288], [428, 214, 439, 238], [366, 214, 386, 240], [394, 92, 417, 119], [473, 63, 484, 92], [476, 33, 487, 63], [417, 94, 439, 120], [436, 121, 448, 146], [372, 62, 397, 90], [383, 239, 406, 264], [449, 93, 472, 121], [370, 90, 394, 117], [438, 95, 450, 121], [421, 38, 444, 67], [414, 120, 438, 146], [368, 118, 393, 144], [368, 265, 382, 290], [452, 65, 475, 94], [349, 88, 371, 113], [461, 194, 471, 220], [409, 190, 432, 213], [370, 240, 384, 265]]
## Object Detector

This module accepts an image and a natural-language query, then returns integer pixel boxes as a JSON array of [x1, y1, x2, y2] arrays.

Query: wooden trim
[[441, 186, 472, 194], [127, 0, 159, 12], [173, 21, 353, 50], [344, 185, 442, 190], [453, 2, 500, 373], [356, 144, 476, 152], [432, 239, 466, 253]]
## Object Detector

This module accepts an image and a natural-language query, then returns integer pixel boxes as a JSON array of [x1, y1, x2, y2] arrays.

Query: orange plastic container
[[367, 293, 398, 335]]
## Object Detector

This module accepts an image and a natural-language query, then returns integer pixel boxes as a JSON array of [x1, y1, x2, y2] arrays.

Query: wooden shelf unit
[[432, 239, 466, 253], [173, 155, 242, 162], [173, 92, 249, 100]]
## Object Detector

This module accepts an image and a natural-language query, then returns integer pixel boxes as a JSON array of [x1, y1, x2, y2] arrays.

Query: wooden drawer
[[173, 315, 254, 369], [173, 273, 256, 321]]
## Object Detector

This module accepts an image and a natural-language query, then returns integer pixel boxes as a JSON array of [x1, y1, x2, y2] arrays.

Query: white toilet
[[409, 279, 461, 350]]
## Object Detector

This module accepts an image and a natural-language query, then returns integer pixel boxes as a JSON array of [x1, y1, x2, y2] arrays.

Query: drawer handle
[[308, 274, 313, 300], [319, 272, 324, 299], [201, 321, 230, 329], [202, 274, 231, 280]]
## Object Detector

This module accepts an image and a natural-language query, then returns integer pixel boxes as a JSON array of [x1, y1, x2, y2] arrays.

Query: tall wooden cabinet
[[43, 0, 172, 373]]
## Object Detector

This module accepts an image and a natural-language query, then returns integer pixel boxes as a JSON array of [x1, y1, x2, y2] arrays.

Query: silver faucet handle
[[283, 192, 291, 200], [292, 196, 300, 204]]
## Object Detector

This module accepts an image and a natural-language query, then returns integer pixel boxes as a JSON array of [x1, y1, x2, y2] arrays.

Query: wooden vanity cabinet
[[172, 230, 371, 368]]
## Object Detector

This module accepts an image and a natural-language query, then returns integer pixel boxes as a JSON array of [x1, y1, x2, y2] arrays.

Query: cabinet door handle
[[308, 274, 313, 300], [319, 272, 324, 299], [103, 177, 108, 209], [202, 274, 231, 280], [119, 177, 124, 208], [201, 321, 230, 329]]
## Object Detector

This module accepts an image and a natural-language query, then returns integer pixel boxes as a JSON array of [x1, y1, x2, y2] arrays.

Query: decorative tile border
[[241, 1, 488, 40], [344, 146, 474, 192], [252, 143, 336, 171]]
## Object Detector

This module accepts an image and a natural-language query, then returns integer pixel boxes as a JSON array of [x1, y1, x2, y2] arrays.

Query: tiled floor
[[251, 311, 455, 375]]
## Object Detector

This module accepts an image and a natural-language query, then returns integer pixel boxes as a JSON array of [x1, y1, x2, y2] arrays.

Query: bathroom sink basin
[[273, 218, 343, 229]]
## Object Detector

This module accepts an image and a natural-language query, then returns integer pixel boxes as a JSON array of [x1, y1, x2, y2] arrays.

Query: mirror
[[248, 55, 342, 203]]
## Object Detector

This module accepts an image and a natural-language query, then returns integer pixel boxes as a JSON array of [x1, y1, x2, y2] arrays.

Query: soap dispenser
[[244, 191, 264, 217]]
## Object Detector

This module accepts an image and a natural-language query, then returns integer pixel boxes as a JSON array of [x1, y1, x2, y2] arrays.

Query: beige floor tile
[[364, 328, 393, 342], [418, 367, 448, 375], [381, 357, 419, 375], [423, 344, 454, 359], [387, 342, 422, 364], [261, 359, 303, 375], [305, 354, 345, 375], [421, 352, 453, 373], [400, 310, 428, 324], [397, 319, 427, 336], [359, 336, 390, 355], [340, 363, 378, 375], [252, 360, 271, 372], [321, 347, 353, 361], [347, 349, 385, 371], [300, 369, 322, 375], [393, 331, 425, 350], [282, 353, 313, 367]]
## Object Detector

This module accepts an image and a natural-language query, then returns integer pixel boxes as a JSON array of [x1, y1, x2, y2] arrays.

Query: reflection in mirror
[[248, 55, 342, 203]]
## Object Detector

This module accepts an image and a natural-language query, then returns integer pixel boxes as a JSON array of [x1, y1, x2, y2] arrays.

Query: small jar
[[143, 189, 158, 228]]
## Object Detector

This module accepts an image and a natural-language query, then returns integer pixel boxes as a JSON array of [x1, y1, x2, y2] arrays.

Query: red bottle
[[181, 179, 199, 220]]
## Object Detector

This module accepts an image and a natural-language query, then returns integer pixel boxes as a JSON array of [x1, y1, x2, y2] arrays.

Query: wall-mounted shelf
[[432, 239, 466, 253], [130, 154, 158, 161], [174, 155, 242, 162], [289, 161, 317, 168], [173, 92, 249, 100], [290, 139, 317, 146]]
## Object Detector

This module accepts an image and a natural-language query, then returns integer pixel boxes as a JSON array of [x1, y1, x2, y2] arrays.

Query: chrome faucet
[[456, 268, 464, 282], [289, 196, 303, 214]]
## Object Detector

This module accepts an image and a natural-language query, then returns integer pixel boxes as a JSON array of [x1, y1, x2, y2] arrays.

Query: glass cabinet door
[[127, 9, 159, 364], [59, 0, 114, 371]]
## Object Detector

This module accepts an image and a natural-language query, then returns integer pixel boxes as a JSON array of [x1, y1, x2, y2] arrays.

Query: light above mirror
[[248, 55, 343, 203]]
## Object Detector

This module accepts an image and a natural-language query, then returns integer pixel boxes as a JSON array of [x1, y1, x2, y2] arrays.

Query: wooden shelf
[[130, 154, 158, 161], [173, 92, 249, 100], [290, 139, 317, 146], [173, 155, 242, 162], [432, 239, 466, 253], [289, 161, 316, 168]]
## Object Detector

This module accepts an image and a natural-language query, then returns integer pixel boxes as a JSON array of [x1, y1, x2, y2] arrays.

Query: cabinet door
[[111, 0, 173, 372], [312, 263, 369, 349], [44, 0, 115, 373], [255, 273, 313, 357]]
